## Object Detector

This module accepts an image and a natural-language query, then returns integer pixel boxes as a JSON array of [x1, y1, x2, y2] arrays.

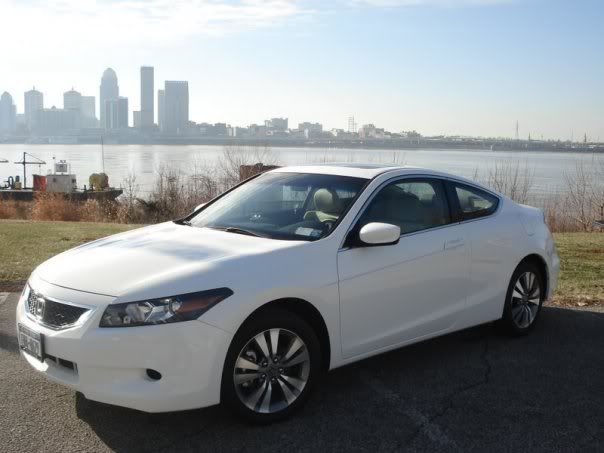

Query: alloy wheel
[[511, 271, 541, 329], [233, 328, 310, 414]]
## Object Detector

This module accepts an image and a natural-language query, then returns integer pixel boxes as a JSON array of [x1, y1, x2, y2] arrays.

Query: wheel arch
[[517, 253, 549, 298], [241, 298, 331, 373]]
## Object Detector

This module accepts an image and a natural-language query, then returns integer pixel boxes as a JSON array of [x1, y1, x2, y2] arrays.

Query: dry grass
[[550, 232, 604, 308]]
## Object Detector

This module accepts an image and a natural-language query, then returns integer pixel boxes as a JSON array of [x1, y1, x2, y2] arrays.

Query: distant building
[[248, 123, 267, 136], [157, 89, 165, 132], [100, 68, 119, 129], [228, 126, 248, 137], [0, 92, 17, 134], [163, 81, 189, 135], [63, 89, 82, 111], [32, 106, 78, 135], [24, 88, 43, 130], [140, 66, 154, 129], [213, 123, 228, 136], [359, 123, 387, 139], [330, 128, 356, 139], [265, 117, 288, 131], [298, 122, 323, 139], [105, 97, 128, 130], [133, 110, 141, 128], [80, 96, 97, 127]]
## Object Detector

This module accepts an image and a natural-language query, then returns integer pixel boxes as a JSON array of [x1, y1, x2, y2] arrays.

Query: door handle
[[444, 238, 465, 250]]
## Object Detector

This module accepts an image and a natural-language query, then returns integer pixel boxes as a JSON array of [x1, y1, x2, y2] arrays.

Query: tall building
[[140, 66, 154, 129], [63, 89, 82, 111], [163, 81, 188, 135], [80, 96, 97, 127], [105, 97, 128, 130], [157, 89, 165, 132], [0, 92, 17, 134], [100, 68, 119, 129], [24, 88, 43, 130]]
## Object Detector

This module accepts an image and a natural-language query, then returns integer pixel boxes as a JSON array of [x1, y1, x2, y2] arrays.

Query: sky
[[0, 0, 603, 140]]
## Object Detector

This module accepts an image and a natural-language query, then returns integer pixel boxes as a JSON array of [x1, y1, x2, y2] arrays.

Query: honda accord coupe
[[17, 164, 559, 422]]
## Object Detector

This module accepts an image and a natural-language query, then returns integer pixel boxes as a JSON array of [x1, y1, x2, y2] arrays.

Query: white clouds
[[346, 0, 513, 6], [0, 0, 515, 58], [1, 0, 312, 54]]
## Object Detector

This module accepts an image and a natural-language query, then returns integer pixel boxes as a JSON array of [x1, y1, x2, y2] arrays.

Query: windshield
[[189, 172, 367, 241]]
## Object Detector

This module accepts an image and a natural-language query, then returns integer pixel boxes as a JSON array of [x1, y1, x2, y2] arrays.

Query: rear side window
[[453, 183, 499, 220]]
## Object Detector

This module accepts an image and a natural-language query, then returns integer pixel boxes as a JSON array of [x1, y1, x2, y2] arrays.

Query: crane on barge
[[14, 152, 46, 189]]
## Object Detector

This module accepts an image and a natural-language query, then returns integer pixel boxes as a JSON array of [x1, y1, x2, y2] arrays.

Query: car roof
[[270, 163, 444, 180], [268, 163, 502, 198]]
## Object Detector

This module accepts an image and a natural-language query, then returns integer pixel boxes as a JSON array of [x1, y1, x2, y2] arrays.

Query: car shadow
[[75, 306, 604, 452]]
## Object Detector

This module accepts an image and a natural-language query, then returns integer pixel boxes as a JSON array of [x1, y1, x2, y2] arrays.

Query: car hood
[[34, 222, 301, 299]]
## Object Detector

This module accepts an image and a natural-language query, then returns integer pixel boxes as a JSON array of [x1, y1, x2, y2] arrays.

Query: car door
[[337, 177, 469, 359]]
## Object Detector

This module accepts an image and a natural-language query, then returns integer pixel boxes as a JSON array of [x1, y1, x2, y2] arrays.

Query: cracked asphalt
[[1, 291, 602, 452]]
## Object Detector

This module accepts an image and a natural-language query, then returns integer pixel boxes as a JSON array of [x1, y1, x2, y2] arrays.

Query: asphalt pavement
[[0, 292, 602, 452]]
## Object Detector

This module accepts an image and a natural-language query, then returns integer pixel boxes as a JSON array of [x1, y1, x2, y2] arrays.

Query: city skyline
[[1, 0, 603, 140]]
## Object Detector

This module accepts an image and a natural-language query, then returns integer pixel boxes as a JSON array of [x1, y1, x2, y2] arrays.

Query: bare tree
[[563, 161, 601, 231], [484, 160, 534, 204], [218, 143, 279, 189]]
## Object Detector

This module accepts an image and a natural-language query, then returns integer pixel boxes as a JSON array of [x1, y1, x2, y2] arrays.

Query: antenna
[[515, 120, 519, 140]]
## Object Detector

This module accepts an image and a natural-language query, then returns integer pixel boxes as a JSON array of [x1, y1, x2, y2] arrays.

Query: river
[[1, 144, 602, 200]]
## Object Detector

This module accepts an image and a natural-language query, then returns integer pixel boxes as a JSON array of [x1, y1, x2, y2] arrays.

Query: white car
[[17, 164, 559, 422]]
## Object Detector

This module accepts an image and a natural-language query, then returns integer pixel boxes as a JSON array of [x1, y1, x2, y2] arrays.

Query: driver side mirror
[[358, 222, 400, 246], [193, 202, 206, 213]]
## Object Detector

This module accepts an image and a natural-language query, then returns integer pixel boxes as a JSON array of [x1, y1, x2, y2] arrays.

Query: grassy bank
[[0, 220, 140, 284], [0, 220, 602, 307]]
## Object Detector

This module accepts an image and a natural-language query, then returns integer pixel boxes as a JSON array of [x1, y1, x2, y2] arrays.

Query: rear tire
[[221, 308, 321, 423], [499, 262, 544, 336]]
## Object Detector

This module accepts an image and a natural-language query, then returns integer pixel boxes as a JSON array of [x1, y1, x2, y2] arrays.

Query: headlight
[[99, 288, 233, 327]]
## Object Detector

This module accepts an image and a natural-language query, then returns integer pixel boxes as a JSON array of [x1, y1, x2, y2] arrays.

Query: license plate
[[18, 323, 44, 361]]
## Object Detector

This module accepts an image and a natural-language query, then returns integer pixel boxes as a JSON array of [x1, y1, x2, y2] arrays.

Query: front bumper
[[16, 277, 233, 413]]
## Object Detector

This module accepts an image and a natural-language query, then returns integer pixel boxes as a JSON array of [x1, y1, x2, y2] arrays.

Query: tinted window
[[359, 179, 451, 235], [190, 172, 367, 241], [454, 183, 499, 220]]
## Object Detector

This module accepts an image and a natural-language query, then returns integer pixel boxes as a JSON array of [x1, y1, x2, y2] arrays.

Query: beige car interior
[[303, 188, 342, 222]]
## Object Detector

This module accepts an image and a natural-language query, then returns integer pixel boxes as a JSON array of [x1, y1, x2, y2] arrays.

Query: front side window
[[453, 183, 499, 220], [189, 172, 367, 241], [359, 178, 451, 235]]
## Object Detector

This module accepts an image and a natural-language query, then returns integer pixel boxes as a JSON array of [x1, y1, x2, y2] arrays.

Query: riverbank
[[2, 136, 603, 153], [0, 220, 602, 307]]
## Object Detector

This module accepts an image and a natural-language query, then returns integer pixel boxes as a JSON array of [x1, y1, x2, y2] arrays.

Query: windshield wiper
[[173, 219, 192, 226], [207, 226, 266, 238]]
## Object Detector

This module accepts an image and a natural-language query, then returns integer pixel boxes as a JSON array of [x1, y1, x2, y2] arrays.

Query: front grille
[[27, 288, 90, 330]]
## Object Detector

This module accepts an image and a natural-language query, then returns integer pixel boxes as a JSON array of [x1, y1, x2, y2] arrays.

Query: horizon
[[1, 0, 603, 141]]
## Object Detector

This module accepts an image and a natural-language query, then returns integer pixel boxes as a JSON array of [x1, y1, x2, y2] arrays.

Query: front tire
[[500, 262, 544, 335], [221, 309, 321, 423]]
